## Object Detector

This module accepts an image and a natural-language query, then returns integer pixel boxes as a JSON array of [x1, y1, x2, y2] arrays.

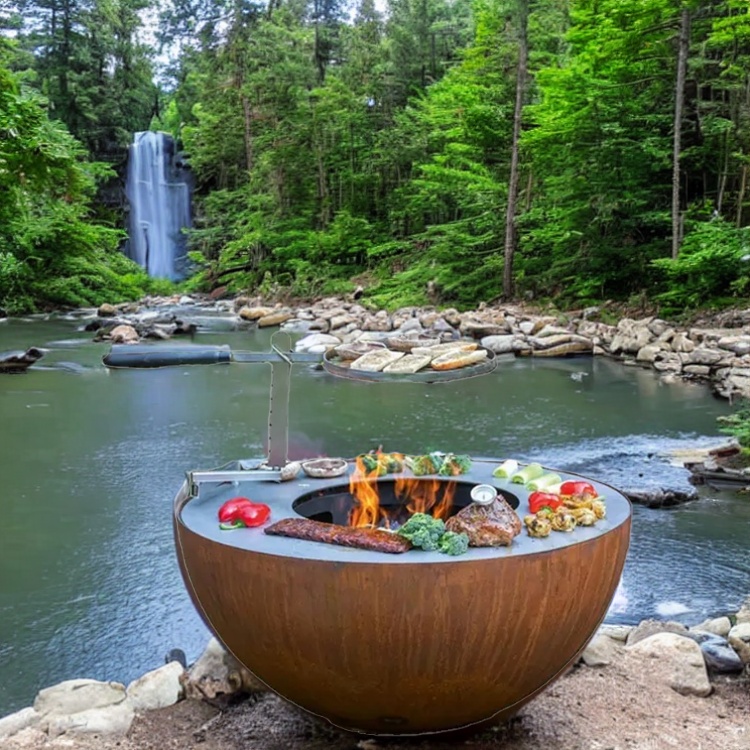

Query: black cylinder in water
[[103, 344, 232, 368]]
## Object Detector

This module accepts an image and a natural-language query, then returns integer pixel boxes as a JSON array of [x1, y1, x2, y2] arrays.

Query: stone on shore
[[581, 634, 622, 667], [126, 661, 185, 711], [690, 616, 732, 637], [626, 633, 712, 697], [33, 678, 134, 738], [45, 701, 135, 739], [182, 637, 267, 701], [626, 619, 689, 646]]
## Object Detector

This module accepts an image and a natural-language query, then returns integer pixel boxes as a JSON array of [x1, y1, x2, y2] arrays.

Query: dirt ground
[[5, 655, 749, 750]]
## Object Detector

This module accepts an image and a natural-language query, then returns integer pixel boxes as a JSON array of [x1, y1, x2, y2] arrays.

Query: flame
[[348, 454, 456, 527], [397, 476, 456, 520]]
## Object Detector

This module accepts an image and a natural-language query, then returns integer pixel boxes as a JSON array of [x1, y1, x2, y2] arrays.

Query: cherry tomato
[[560, 480, 597, 498]]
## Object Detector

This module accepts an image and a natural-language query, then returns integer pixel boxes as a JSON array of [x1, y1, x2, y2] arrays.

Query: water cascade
[[125, 131, 192, 280]]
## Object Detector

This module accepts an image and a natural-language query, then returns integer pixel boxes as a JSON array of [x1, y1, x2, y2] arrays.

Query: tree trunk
[[671, 7, 690, 259], [737, 163, 747, 228], [242, 94, 253, 173], [503, 0, 529, 299]]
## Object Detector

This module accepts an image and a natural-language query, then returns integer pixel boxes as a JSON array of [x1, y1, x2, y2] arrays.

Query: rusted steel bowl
[[174, 459, 631, 736]]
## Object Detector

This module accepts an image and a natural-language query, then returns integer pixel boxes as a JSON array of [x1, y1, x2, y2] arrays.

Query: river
[[1, 311, 748, 716]]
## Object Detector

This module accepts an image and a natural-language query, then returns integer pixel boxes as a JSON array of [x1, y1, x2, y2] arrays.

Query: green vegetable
[[438, 453, 472, 476], [511, 463, 544, 484], [397, 513, 446, 551], [406, 454, 439, 475], [525, 472, 562, 491], [438, 531, 469, 556], [493, 459, 519, 478]]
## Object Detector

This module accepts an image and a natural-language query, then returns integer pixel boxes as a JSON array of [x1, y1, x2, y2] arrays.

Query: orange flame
[[348, 454, 457, 527]]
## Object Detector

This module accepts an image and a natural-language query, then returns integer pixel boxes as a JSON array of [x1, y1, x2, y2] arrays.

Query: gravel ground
[[5, 657, 749, 750]]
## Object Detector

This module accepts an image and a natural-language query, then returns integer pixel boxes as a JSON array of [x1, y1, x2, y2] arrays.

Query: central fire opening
[[293, 479, 519, 529]]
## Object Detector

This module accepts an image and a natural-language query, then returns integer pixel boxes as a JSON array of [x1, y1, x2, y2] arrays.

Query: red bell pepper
[[559, 480, 597, 499], [528, 491, 562, 514], [218, 497, 271, 530]]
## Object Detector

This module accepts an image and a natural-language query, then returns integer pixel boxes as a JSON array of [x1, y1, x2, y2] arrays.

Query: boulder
[[45, 702, 135, 739], [182, 637, 267, 701], [626, 619, 689, 647], [109, 324, 139, 344], [691, 617, 732, 638], [480, 335, 517, 355], [627, 633, 712, 697], [362, 312, 392, 332], [597, 624, 633, 642], [717, 336, 750, 356], [97, 303, 117, 317], [295, 333, 341, 352], [581, 634, 622, 667], [636, 343, 664, 363], [126, 661, 185, 711], [531, 341, 593, 357], [735, 596, 750, 625], [696, 638, 745, 674], [0, 347, 44, 373], [237, 305, 273, 321], [609, 318, 653, 355], [34, 678, 127, 718], [257, 310, 293, 328]]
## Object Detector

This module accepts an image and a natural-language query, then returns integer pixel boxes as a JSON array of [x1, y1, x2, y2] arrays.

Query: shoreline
[[2, 604, 749, 749]]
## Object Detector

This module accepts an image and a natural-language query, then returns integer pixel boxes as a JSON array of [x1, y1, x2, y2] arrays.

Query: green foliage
[[0, 45, 148, 313], [717, 400, 750, 450], [652, 218, 750, 314]]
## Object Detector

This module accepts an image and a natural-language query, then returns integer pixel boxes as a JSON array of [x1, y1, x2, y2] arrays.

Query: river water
[[1, 312, 748, 716]]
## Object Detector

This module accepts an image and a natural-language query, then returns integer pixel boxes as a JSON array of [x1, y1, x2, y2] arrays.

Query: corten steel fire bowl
[[174, 458, 631, 736]]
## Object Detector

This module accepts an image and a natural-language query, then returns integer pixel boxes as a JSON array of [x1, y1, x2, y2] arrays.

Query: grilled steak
[[264, 518, 412, 554], [445, 497, 522, 546]]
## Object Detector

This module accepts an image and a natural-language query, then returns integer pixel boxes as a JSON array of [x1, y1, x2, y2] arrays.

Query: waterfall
[[125, 131, 192, 280]]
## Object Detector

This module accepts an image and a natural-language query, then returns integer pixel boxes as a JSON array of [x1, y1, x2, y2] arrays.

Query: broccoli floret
[[438, 531, 470, 556], [438, 453, 473, 476], [407, 455, 438, 476], [397, 512, 445, 550]]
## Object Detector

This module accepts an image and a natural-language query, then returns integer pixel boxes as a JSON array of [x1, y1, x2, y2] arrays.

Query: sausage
[[264, 518, 412, 554]]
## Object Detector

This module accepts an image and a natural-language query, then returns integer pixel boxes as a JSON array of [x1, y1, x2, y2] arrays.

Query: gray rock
[[728, 621, 750, 641], [295, 333, 341, 351], [581, 634, 622, 667], [127, 661, 185, 711], [671, 331, 695, 353], [597, 623, 633, 642], [480, 335, 516, 354], [735, 596, 750, 625], [636, 343, 664, 363], [183, 637, 267, 701], [627, 633, 712, 697], [717, 335, 750, 355], [44, 701, 135, 739], [700, 640, 745, 674], [0, 347, 45, 373], [685, 347, 729, 366], [691, 617, 732, 637], [626, 619, 689, 647], [34, 679, 127, 718]]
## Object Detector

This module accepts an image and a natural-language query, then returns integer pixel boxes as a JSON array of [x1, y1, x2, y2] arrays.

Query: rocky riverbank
[[2, 600, 749, 750], [79, 294, 750, 401]]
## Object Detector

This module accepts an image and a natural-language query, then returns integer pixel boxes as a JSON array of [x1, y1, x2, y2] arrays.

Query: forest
[[0, 0, 749, 315]]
